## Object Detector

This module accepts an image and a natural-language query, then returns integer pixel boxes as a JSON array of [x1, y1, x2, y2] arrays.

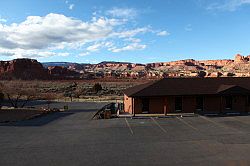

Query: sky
[[0, 0, 250, 63]]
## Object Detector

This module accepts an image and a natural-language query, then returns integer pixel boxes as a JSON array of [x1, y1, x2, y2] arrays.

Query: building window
[[225, 96, 232, 110], [196, 96, 203, 111], [175, 97, 182, 112], [142, 98, 149, 113]]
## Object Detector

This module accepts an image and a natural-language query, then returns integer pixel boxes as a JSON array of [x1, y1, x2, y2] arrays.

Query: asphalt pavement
[[0, 102, 250, 166]]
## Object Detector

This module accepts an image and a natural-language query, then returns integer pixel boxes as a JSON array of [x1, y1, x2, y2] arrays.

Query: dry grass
[[0, 80, 146, 101]]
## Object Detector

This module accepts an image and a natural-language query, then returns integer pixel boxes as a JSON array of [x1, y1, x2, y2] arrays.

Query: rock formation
[[1, 54, 250, 80], [234, 54, 249, 63], [48, 66, 79, 79], [0, 59, 48, 80]]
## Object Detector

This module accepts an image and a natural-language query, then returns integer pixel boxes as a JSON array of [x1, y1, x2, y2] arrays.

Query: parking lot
[[0, 103, 250, 166]]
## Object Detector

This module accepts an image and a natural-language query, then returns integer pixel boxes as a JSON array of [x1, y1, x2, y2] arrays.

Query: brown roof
[[124, 77, 250, 97]]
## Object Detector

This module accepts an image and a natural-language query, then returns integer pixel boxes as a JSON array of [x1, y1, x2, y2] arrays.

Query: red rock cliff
[[0, 59, 48, 80]]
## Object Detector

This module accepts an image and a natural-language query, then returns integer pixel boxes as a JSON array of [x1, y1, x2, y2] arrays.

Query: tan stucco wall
[[124, 95, 132, 114], [124, 95, 249, 114]]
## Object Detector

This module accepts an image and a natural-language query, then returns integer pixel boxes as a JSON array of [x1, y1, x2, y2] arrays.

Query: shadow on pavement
[[0, 109, 98, 127]]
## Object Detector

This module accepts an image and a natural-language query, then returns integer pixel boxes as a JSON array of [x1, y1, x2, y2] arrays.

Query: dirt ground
[[0, 109, 44, 123]]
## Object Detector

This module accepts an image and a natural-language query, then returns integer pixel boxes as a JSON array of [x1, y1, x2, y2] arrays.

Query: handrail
[[92, 103, 114, 119]]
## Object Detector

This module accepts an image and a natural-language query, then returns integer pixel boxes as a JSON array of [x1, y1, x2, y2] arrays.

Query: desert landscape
[[1, 0, 250, 165], [1, 53, 250, 108], [1, 54, 250, 81], [1, 53, 250, 119]]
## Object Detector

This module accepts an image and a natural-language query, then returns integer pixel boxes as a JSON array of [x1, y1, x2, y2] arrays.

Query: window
[[142, 98, 149, 113], [225, 96, 232, 109], [175, 97, 182, 112], [196, 96, 203, 111]]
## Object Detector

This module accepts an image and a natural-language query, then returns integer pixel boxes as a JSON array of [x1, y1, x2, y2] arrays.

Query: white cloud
[[110, 43, 146, 52], [87, 41, 114, 52], [86, 43, 102, 52], [156, 30, 169, 36], [111, 27, 150, 38], [65, 1, 74, 10], [0, 16, 7, 23], [79, 52, 90, 56], [206, 0, 250, 11], [0, 12, 169, 58], [69, 4, 74, 10], [0, 47, 69, 58], [57, 52, 70, 57], [106, 7, 138, 19], [124, 38, 141, 43], [0, 13, 123, 58]]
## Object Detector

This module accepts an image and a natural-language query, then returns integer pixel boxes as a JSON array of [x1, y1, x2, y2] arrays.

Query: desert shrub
[[74, 88, 85, 98], [0, 92, 4, 109], [93, 83, 102, 93], [43, 93, 56, 109], [0, 92, 4, 100]]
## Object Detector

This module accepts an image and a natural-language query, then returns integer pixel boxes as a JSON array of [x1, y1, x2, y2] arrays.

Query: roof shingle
[[124, 77, 250, 97]]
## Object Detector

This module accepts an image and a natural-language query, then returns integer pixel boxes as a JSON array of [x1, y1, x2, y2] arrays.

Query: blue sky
[[0, 0, 250, 63]]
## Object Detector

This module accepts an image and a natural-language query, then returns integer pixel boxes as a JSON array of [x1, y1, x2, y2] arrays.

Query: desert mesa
[[0, 54, 250, 80]]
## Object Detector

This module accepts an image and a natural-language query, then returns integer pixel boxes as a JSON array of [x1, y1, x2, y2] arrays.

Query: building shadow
[[198, 111, 249, 117], [0, 109, 98, 127]]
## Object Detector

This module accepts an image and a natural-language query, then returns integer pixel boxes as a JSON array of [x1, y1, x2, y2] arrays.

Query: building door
[[142, 98, 149, 113], [196, 96, 204, 113], [175, 97, 182, 112], [225, 96, 233, 110]]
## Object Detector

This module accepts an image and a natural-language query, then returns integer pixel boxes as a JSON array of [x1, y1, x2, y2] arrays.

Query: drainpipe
[[245, 95, 248, 113], [164, 97, 167, 116], [132, 98, 135, 117]]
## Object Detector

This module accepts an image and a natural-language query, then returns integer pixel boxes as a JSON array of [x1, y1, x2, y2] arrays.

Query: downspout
[[245, 95, 248, 113], [164, 97, 167, 116], [132, 97, 135, 117]]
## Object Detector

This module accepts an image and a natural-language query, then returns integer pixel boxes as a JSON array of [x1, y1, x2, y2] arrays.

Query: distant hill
[[42, 62, 89, 68]]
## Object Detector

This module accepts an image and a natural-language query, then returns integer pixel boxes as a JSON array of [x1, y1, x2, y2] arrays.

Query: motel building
[[123, 77, 250, 115]]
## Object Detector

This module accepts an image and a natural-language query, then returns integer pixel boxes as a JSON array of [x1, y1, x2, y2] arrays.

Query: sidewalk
[[118, 112, 197, 118]]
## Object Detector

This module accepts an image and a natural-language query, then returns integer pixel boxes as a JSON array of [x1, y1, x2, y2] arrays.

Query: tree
[[0, 83, 4, 109], [43, 93, 56, 109], [93, 83, 102, 93], [64, 82, 77, 102], [2, 81, 37, 108]]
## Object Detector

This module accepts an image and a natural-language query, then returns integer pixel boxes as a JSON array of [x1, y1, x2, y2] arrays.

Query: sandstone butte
[[0, 59, 48, 80], [0, 54, 250, 80]]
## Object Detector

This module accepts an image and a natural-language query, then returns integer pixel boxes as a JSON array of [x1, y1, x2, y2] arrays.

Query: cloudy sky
[[0, 0, 250, 63]]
